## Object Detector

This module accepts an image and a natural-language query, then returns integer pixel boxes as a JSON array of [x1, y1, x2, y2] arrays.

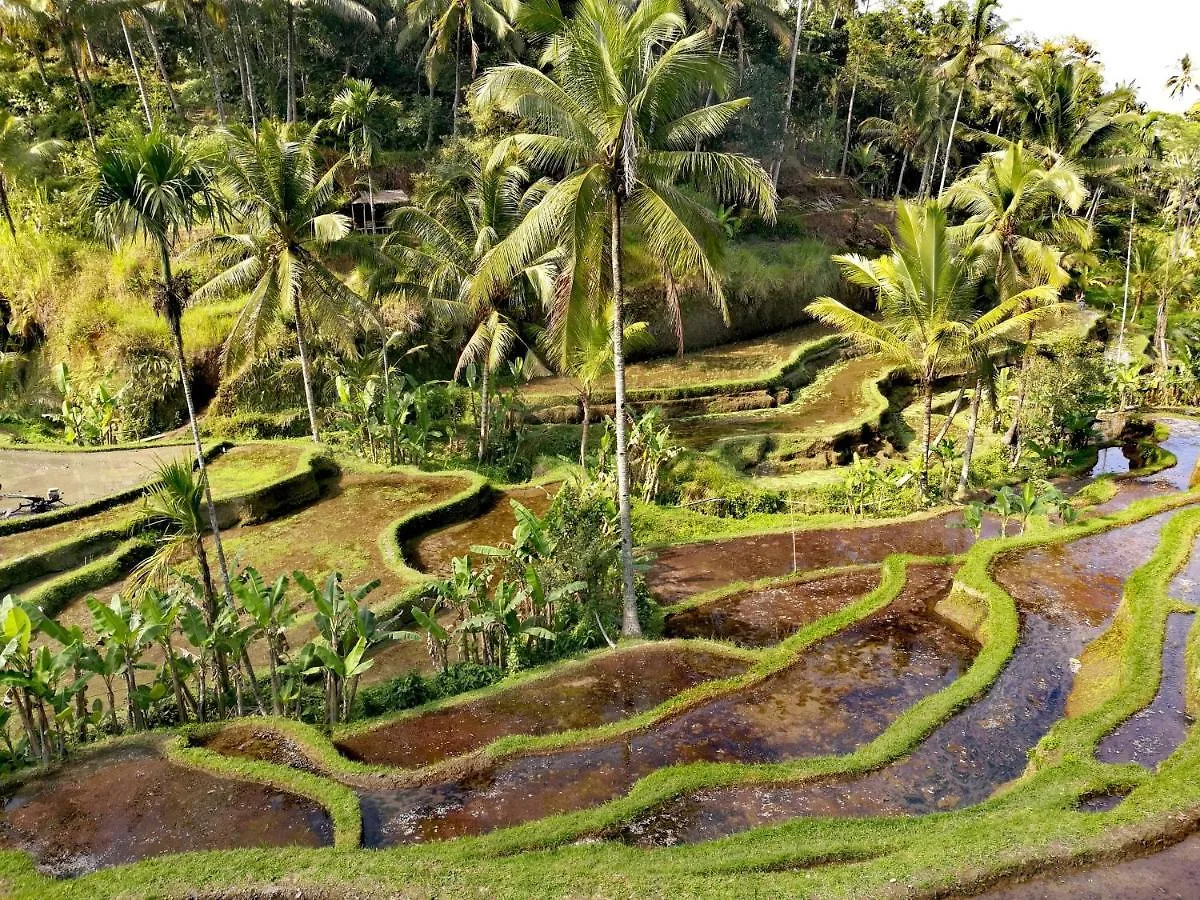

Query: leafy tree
[[329, 78, 399, 232], [391, 0, 521, 143], [470, 0, 776, 635], [0, 111, 63, 237], [83, 128, 234, 594], [196, 122, 370, 443], [934, 0, 1009, 195]]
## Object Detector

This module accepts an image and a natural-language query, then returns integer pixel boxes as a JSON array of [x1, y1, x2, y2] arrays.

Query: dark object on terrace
[[1, 487, 66, 518], [347, 188, 410, 234]]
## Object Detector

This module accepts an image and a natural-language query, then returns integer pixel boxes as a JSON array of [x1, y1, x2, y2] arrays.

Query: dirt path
[[0, 445, 190, 508]]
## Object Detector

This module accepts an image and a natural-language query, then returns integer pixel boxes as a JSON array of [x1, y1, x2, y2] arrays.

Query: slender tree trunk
[[697, 18, 730, 151], [163, 639, 190, 723], [63, 39, 97, 152], [839, 74, 859, 177], [140, 15, 182, 116], [610, 194, 640, 637], [286, 0, 297, 122], [579, 391, 591, 466], [267, 642, 282, 716], [932, 384, 966, 446], [0, 175, 15, 237], [120, 17, 153, 128], [124, 664, 143, 730], [477, 372, 489, 462], [424, 77, 436, 150], [292, 295, 321, 441], [920, 378, 933, 494], [33, 47, 49, 86], [939, 80, 966, 197], [772, 0, 808, 187], [239, 648, 267, 714], [452, 22, 463, 138], [895, 151, 908, 199], [232, 3, 259, 133], [1004, 328, 1035, 450], [1155, 280, 1171, 373], [1116, 199, 1136, 360], [196, 15, 226, 125], [367, 169, 376, 232], [73, 661, 87, 741], [956, 372, 983, 499]]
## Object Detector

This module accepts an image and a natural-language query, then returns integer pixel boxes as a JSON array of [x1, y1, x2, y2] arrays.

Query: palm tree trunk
[[697, 18, 731, 150], [956, 372, 982, 499], [938, 79, 966, 197], [477, 372, 489, 462], [452, 21, 463, 138], [163, 639, 190, 723], [425, 77, 437, 150], [839, 73, 859, 177], [120, 16, 153, 128], [196, 15, 226, 125], [895, 151, 908, 199], [292, 295, 321, 441], [579, 391, 591, 466], [1155, 283, 1170, 373], [610, 194, 640, 638], [1004, 336, 1034, 449], [286, 0, 297, 123], [63, 38, 97, 152], [920, 377, 933, 494], [0, 175, 16, 237], [140, 15, 182, 116], [772, 0, 808, 186], [232, 3, 259, 133], [931, 384, 966, 446], [367, 169, 376, 232]]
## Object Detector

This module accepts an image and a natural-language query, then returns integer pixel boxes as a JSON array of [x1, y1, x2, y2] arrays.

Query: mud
[[0, 744, 332, 877], [620, 511, 1175, 846], [358, 564, 973, 845], [664, 568, 883, 646], [650, 511, 998, 603], [336, 644, 751, 768], [409, 485, 558, 577]]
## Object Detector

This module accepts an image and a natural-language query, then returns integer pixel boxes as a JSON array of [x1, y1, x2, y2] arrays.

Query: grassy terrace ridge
[[521, 323, 841, 405], [4, 481, 1198, 898], [2, 443, 327, 610]]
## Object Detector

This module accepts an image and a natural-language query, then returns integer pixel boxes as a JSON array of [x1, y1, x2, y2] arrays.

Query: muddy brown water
[[409, 484, 558, 577], [977, 831, 1200, 898], [664, 568, 883, 647], [650, 511, 999, 603], [335, 644, 751, 769], [202, 726, 327, 775], [618, 510, 1178, 846], [669, 355, 890, 448], [0, 744, 332, 877], [357, 564, 974, 846], [1089, 418, 1200, 515]]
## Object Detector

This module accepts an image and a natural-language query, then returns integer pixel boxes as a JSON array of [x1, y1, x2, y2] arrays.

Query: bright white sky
[[995, 0, 1198, 112]]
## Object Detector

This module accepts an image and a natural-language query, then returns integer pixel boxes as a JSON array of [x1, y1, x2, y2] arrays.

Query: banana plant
[[0, 595, 49, 763], [140, 587, 196, 723], [409, 604, 451, 673], [87, 594, 157, 731], [232, 567, 297, 716], [991, 485, 1017, 537]]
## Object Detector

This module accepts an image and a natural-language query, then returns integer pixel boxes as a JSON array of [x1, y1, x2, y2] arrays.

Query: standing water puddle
[[358, 564, 974, 845], [0, 744, 332, 876], [409, 485, 558, 577], [1089, 417, 1200, 515], [336, 644, 751, 769], [650, 512, 998, 603], [1095, 536, 1200, 767], [665, 568, 883, 647], [619, 511, 1177, 846]]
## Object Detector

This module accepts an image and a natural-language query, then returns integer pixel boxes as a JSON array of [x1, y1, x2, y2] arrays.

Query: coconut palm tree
[[859, 69, 941, 198], [944, 142, 1084, 449], [329, 78, 399, 233], [470, 0, 776, 635], [379, 149, 554, 460], [195, 122, 369, 443], [807, 200, 1057, 494], [935, 0, 1010, 195], [0, 112, 62, 237], [390, 0, 521, 144], [83, 128, 234, 599], [1167, 55, 1195, 100]]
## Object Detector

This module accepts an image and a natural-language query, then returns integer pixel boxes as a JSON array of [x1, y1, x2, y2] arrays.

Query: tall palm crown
[[195, 122, 369, 442], [82, 127, 234, 600], [934, 0, 1010, 194], [470, 0, 775, 634], [944, 141, 1084, 296], [330, 78, 399, 231], [391, 0, 522, 139], [0, 111, 62, 236], [1004, 56, 1136, 176]]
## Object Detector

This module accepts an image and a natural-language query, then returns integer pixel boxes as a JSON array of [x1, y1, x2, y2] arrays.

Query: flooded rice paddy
[[358, 564, 972, 845], [0, 744, 331, 877], [619, 510, 1177, 845]]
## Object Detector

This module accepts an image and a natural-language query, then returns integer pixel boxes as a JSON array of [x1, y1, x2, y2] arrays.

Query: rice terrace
[[4, 0, 1200, 895]]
